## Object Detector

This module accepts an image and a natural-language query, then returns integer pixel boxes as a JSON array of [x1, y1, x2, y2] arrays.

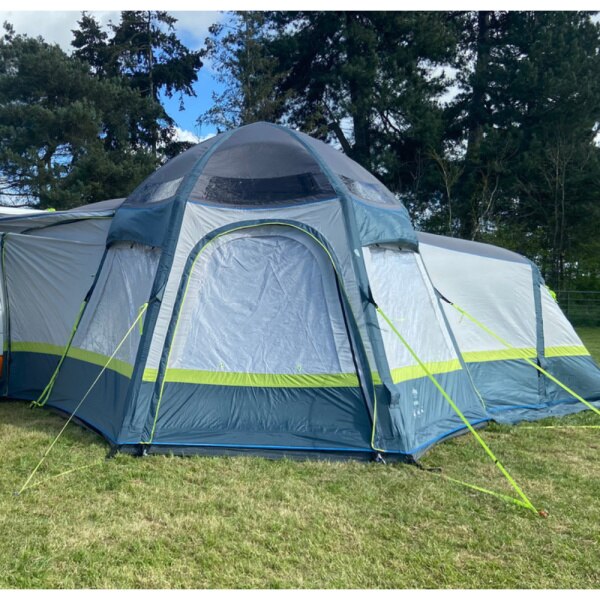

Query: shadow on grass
[[0, 398, 109, 452]]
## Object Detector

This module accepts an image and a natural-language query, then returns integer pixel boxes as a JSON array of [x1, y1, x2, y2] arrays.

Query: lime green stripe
[[159, 368, 360, 388], [461, 345, 590, 362], [142, 367, 158, 382], [145, 367, 382, 386], [451, 302, 600, 418], [545, 345, 590, 358], [462, 347, 537, 363], [390, 359, 462, 384], [11, 341, 133, 378]]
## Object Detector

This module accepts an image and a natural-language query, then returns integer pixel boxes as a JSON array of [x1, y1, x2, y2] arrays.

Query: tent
[[1, 121, 599, 461]]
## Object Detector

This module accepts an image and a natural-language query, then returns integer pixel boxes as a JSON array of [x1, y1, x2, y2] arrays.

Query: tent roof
[[0, 199, 123, 233], [418, 232, 531, 265], [125, 122, 401, 209]]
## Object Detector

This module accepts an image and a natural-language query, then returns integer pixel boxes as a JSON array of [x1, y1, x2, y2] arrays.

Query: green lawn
[[1, 331, 600, 588]]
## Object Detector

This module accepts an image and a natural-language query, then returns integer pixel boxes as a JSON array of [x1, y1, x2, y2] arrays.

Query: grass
[[1, 332, 600, 588]]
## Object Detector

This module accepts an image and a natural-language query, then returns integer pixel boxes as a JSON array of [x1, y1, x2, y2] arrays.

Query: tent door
[[143, 224, 373, 451]]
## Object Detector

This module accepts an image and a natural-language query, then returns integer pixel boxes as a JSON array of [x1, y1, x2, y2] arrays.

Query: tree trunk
[[460, 11, 492, 239]]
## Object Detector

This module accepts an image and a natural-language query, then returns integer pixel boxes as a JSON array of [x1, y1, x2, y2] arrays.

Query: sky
[[0, 10, 228, 141]]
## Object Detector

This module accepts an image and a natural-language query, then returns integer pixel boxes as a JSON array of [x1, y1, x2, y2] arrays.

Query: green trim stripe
[[461, 345, 590, 363], [545, 345, 590, 358], [390, 359, 462, 384], [143, 367, 381, 387], [11, 341, 134, 379], [462, 347, 537, 363], [159, 369, 359, 388]]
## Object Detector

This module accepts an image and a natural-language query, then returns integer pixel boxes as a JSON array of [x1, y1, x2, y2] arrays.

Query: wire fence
[[556, 290, 600, 327]]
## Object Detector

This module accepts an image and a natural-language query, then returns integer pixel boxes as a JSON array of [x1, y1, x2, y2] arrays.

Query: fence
[[556, 290, 600, 327]]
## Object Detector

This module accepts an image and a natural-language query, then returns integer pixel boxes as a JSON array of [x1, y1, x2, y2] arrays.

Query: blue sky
[[0, 10, 228, 140]]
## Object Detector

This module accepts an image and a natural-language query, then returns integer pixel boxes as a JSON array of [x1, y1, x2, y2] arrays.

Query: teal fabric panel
[[352, 197, 418, 248], [147, 383, 372, 451], [377, 369, 488, 456]]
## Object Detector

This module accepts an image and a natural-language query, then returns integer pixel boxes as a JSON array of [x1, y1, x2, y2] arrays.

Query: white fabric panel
[[168, 228, 354, 374], [28, 218, 112, 244], [540, 286, 584, 348], [146, 198, 374, 371], [72, 243, 160, 365], [4, 234, 105, 348], [363, 246, 458, 370], [419, 243, 536, 352]]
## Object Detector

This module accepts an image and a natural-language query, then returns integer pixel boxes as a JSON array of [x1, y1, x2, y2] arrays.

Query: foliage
[[72, 11, 203, 154], [199, 12, 287, 131], [0, 24, 160, 209], [0, 12, 203, 209]]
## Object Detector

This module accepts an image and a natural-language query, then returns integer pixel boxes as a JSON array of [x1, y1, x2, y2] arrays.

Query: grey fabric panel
[[71, 243, 160, 366], [191, 124, 335, 205], [125, 134, 224, 205], [203, 124, 323, 178], [0, 211, 115, 233], [3, 233, 105, 348], [67, 198, 125, 212], [168, 227, 355, 375], [418, 232, 530, 264], [293, 129, 401, 207]]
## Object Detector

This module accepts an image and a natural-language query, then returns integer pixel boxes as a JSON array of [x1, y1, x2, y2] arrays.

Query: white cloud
[[0, 11, 119, 51], [170, 11, 223, 51], [173, 126, 215, 145], [0, 10, 225, 53]]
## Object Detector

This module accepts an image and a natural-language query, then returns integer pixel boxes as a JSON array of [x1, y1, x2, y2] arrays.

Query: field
[[0, 330, 599, 588]]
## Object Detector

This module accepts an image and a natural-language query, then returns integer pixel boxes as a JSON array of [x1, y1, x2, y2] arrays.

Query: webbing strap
[[33, 299, 88, 408], [375, 305, 540, 516], [417, 468, 538, 511], [446, 300, 600, 418], [16, 303, 148, 495]]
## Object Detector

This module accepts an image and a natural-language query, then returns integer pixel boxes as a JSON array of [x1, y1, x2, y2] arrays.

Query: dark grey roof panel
[[190, 123, 336, 205], [203, 123, 321, 178], [294, 129, 400, 206], [125, 134, 224, 205], [418, 231, 530, 264]]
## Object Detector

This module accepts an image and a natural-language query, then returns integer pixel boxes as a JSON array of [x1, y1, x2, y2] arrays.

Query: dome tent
[[1, 122, 599, 461]]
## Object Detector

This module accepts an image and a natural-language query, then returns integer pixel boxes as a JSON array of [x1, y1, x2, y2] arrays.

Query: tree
[[0, 24, 160, 209], [444, 12, 600, 288], [199, 12, 287, 131], [72, 11, 203, 154]]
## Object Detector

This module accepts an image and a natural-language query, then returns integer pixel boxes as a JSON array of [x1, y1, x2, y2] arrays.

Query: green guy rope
[[444, 298, 600, 418], [16, 303, 148, 496], [375, 305, 543, 517], [33, 299, 88, 408]]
